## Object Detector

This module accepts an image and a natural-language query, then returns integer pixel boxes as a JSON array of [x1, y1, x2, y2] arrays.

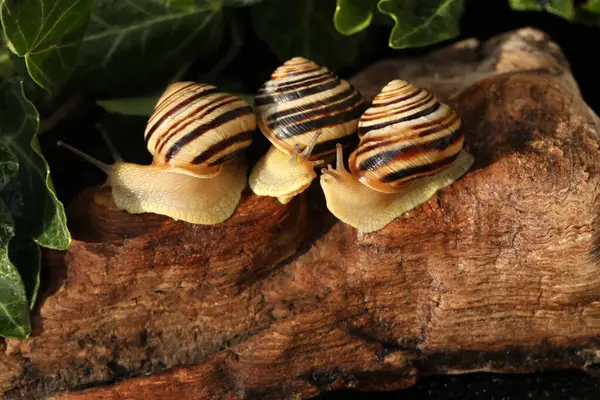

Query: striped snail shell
[[249, 57, 365, 204], [319, 79, 474, 233], [58, 81, 256, 225], [145, 81, 256, 178], [349, 79, 465, 194], [254, 57, 365, 159]]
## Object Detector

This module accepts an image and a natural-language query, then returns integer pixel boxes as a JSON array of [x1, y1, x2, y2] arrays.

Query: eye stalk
[[249, 130, 325, 204]]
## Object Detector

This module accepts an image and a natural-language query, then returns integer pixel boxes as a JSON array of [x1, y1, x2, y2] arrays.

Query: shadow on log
[[2, 27, 600, 400]]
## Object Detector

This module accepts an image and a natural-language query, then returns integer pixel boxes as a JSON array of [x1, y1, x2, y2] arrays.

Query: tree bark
[[2, 27, 600, 400]]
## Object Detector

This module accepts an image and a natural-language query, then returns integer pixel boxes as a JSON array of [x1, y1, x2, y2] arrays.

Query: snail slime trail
[[249, 57, 366, 204], [58, 82, 256, 225], [320, 80, 475, 233]]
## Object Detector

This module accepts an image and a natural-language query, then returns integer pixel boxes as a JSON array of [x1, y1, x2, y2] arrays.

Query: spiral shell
[[144, 81, 256, 176], [349, 79, 464, 194], [254, 57, 365, 160]]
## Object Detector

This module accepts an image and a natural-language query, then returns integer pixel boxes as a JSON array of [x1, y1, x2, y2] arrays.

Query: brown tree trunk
[[2, 27, 600, 400]]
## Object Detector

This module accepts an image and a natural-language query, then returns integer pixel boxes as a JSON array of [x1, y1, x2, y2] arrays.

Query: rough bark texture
[[2, 27, 600, 399]]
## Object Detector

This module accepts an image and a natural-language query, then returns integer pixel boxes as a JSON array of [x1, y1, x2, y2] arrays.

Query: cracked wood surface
[[2, 27, 600, 399]]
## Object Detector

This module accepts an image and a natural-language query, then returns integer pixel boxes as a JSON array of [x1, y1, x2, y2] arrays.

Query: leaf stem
[[38, 91, 85, 135]]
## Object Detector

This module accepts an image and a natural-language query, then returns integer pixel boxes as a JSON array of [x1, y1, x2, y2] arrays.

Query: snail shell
[[254, 57, 365, 160], [145, 81, 256, 177], [319, 79, 474, 233], [349, 79, 464, 194], [58, 81, 256, 225], [248, 57, 365, 204]]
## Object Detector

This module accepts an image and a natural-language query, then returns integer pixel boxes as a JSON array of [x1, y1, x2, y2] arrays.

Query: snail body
[[249, 57, 365, 204], [320, 80, 474, 233], [58, 82, 256, 225]]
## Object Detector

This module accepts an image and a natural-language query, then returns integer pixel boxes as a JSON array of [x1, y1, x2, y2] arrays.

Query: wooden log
[[2, 27, 600, 400]]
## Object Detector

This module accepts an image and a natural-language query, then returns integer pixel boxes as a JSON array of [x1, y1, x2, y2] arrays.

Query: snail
[[57, 81, 256, 225], [319, 79, 475, 233], [248, 57, 365, 204]]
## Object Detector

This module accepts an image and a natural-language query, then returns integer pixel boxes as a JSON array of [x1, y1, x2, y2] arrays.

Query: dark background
[[314, 370, 600, 400], [41, 0, 600, 398]]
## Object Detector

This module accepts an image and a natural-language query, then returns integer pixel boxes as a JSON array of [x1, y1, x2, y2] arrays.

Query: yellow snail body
[[320, 80, 475, 233], [58, 82, 256, 225], [248, 57, 365, 204]]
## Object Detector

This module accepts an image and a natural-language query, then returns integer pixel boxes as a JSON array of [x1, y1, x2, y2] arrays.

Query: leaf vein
[[83, 10, 208, 42], [385, 0, 458, 45], [33, 0, 84, 52]]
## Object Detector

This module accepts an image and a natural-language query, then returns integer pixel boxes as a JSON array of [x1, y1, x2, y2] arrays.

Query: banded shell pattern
[[144, 81, 256, 177], [349, 80, 464, 194], [254, 57, 365, 160]]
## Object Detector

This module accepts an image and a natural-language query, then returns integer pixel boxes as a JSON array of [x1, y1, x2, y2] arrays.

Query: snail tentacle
[[290, 144, 301, 166], [57, 140, 113, 173], [95, 124, 123, 163], [320, 143, 345, 183], [300, 129, 322, 159]]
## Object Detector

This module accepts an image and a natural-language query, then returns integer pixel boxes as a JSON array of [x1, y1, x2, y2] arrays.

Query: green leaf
[[575, 0, 600, 25], [251, 0, 365, 71], [8, 56, 50, 108], [508, 0, 575, 20], [0, 197, 30, 339], [1, 0, 95, 94], [334, 0, 378, 35], [97, 96, 160, 117], [0, 78, 70, 251], [0, 78, 70, 329], [29, 136, 70, 249], [584, 0, 600, 13], [73, 0, 224, 95], [377, 0, 466, 49], [9, 237, 41, 308]]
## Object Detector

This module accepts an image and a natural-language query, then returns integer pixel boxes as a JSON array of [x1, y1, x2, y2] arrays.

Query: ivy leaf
[[0, 78, 70, 327], [508, 0, 575, 20], [334, 0, 378, 35], [73, 0, 224, 95], [0, 144, 29, 339], [1, 0, 95, 94], [96, 96, 161, 117], [571, 0, 600, 25], [583, 0, 600, 13], [0, 199, 30, 339], [0, 139, 41, 313], [251, 0, 365, 72], [9, 237, 41, 308], [377, 0, 466, 49], [0, 78, 70, 250]]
